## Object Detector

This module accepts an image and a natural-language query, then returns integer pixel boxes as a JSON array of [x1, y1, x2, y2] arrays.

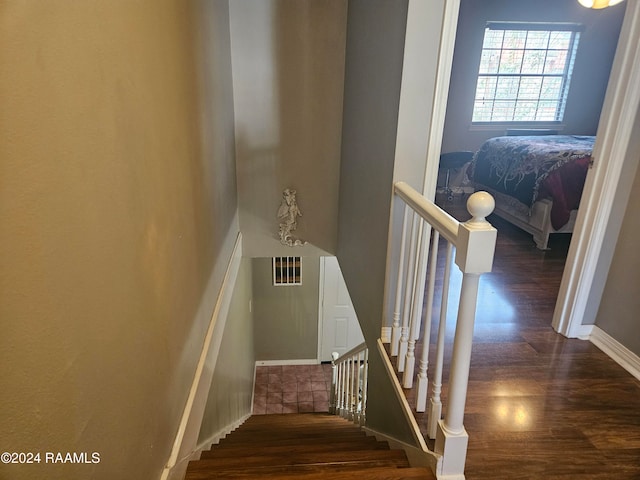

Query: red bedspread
[[537, 156, 590, 230]]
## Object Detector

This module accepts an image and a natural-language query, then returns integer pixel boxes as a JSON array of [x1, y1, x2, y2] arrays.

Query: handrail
[[334, 341, 367, 363], [394, 181, 459, 244], [386, 181, 496, 479], [330, 342, 369, 425]]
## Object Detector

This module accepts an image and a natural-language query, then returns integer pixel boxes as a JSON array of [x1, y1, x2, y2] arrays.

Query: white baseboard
[[590, 326, 640, 382], [193, 412, 251, 457], [256, 359, 320, 366], [574, 323, 594, 340], [381, 327, 392, 343], [160, 232, 243, 480]]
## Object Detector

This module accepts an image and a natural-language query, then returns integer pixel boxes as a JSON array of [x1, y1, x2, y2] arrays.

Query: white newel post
[[435, 192, 496, 477]]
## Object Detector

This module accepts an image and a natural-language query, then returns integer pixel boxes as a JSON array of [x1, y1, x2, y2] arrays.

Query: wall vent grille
[[273, 257, 302, 286]]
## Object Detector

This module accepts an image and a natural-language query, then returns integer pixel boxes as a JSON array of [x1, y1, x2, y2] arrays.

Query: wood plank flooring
[[400, 197, 640, 479]]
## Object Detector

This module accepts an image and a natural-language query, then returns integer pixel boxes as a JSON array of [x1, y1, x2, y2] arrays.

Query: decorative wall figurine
[[277, 188, 306, 246]]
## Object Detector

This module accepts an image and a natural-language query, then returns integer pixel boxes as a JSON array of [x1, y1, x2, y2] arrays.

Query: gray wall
[[252, 257, 320, 360], [0, 1, 239, 479], [442, 0, 625, 153], [337, 0, 419, 446], [230, 0, 347, 258], [199, 258, 255, 444]]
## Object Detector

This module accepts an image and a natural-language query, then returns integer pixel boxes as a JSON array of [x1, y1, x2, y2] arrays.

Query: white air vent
[[273, 257, 302, 286]]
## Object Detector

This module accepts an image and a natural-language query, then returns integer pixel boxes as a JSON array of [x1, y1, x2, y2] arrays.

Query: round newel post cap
[[331, 352, 339, 362], [466, 191, 495, 225]]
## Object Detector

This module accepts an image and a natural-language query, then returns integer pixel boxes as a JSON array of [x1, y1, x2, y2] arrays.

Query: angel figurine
[[277, 188, 306, 246]]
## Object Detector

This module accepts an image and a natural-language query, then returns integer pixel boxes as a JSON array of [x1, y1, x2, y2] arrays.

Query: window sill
[[469, 123, 566, 133]]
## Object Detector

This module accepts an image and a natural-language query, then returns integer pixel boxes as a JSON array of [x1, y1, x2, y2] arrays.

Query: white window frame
[[472, 21, 583, 125]]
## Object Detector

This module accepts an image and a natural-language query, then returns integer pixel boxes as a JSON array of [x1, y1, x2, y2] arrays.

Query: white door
[[318, 256, 364, 362]]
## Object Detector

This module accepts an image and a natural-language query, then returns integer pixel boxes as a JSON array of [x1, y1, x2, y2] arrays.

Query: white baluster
[[411, 230, 440, 395], [398, 211, 418, 372], [391, 206, 410, 356], [436, 192, 496, 477], [424, 242, 452, 431], [354, 352, 361, 424], [360, 349, 369, 425], [349, 356, 356, 420], [343, 359, 350, 419], [330, 351, 339, 414], [352, 353, 358, 422], [338, 362, 345, 416], [403, 220, 432, 388]]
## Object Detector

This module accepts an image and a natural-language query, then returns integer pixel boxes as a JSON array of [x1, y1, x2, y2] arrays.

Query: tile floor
[[252, 364, 333, 415]]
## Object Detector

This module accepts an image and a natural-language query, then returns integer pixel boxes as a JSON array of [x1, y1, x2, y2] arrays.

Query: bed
[[470, 135, 595, 250]]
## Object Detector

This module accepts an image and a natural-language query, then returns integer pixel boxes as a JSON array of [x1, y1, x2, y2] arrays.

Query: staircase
[[185, 413, 436, 480]]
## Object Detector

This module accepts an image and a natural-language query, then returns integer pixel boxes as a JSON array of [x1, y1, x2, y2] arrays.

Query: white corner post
[[435, 192, 497, 477]]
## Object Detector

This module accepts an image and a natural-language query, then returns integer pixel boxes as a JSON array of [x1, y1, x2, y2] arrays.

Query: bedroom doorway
[[402, 0, 640, 338]]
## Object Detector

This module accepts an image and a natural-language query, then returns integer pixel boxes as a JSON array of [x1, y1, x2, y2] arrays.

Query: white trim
[[381, 326, 392, 343], [383, 0, 459, 336], [317, 256, 327, 363], [160, 232, 243, 480], [421, 0, 461, 199], [363, 425, 439, 473], [590, 326, 640, 382], [192, 412, 252, 458], [255, 359, 320, 366], [575, 323, 594, 341], [552, 3, 640, 338], [376, 339, 429, 452]]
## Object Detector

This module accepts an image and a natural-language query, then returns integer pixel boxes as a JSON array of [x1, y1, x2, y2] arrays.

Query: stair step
[[241, 413, 342, 424], [201, 439, 389, 458], [186, 466, 434, 480], [185, 414, 436, 480], [219, 431, 367, 444], [215, 433, 372, 448], [189, 449, 409, 470]]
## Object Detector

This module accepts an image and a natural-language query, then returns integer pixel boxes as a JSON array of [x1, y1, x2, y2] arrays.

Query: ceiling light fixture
[[578, 0, 624, 8]]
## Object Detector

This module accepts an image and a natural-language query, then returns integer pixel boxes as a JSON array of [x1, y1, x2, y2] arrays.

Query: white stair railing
[[330, 343, 368, 426], [387, 181, 497, 478]]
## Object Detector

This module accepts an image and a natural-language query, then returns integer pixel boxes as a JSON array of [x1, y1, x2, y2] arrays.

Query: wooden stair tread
[[189, 449, 409, 470], [217, 434, 368, 446], [185, 414, 436, 480], [186, 466, 434, 480], [218, 432, 368, 445], [201, 439, 389, 457]]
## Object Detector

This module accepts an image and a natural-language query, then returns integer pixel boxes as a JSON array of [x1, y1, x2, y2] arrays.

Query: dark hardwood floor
[[402, 195, 640, 479]]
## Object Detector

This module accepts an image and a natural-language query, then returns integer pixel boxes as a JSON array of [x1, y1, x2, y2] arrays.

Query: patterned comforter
[[471, 135, 595, 230]]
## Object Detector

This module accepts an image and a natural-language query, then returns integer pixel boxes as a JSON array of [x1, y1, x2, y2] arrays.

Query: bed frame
[[488, 192, 576, 250]]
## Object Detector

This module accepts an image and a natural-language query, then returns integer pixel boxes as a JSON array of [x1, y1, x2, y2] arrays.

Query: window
[[472, 22, 582, 123], [272, 257, 302, 286]]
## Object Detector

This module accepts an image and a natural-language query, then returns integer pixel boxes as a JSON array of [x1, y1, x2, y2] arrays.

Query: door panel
[[319, 256, 364, 361]]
